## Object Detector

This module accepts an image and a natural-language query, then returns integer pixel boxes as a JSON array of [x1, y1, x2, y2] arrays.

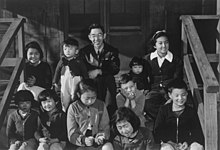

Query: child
[[67, 79, 113, 150], [143, 30, 183, 121], [111, 107, 156, 150], [35, 89, 67, 150], [24, 41, 52, 89], [6, 90, 38, 150], [154, 79, 204, 150], [53, 37, 88, 112], [128, 56, 150, 94], [116, 73, 146, 127]]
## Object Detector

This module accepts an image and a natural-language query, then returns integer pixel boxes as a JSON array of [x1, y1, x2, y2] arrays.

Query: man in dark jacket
[[79, 23, 120, 118]]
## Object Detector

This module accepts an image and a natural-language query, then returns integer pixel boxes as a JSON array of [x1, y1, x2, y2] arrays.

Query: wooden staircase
[[181, 15, 220, 150], [0, 18, 26, 149]]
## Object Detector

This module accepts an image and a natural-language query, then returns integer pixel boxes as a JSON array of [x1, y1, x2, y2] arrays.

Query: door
[[67, 0, 148, 70]]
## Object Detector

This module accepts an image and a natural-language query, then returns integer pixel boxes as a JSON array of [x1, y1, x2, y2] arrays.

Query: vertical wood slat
[[184, 55, 205, 133], [17, 23, 25, 82], [217, 19, 220, 54], [100, 0, 110, 42], [217, 0, 220, 15], [181, 22, 187, 56], [204, 91, 218, 150]]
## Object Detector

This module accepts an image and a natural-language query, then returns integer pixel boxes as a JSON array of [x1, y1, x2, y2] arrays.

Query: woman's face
[[154, 36, 169, 57], [116, 120, 134, 138], [27, 48, 41, 65]]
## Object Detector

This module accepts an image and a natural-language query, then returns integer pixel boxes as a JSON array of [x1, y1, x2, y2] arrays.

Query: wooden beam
[[217, 19, 220, 54], [180, 15, 220, 20], [182, 16, 219, 93], [207, 54, 219, 62], [188, 54, 219, 62], [182, 23, 188, 55], [194, 89, 204, 134], [204, 91, 218, 150], [1, 58, 17, 66], [17, 22, 25, 82], [0, 18, 22, 23], [0, 58, 24, 129], [184, 55, 198, 91], [217, 0, 220, 15]]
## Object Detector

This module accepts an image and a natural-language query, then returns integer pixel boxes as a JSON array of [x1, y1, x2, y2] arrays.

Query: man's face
[[88, 28, 106, 49]]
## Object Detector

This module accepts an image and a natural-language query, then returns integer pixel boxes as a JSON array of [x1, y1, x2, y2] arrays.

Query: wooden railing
[[181, 15, 220, 150], [0, 18, 25, 129]]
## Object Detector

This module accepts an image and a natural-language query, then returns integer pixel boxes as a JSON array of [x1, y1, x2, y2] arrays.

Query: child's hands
[[52, 83, 59, 93], [88, 69, 102, 79], [130, 100, 136, 109], [143, 90, 149, 95], [177, 142, 188, 150], [49, 138, 59, 144], [14, 140, 22, 147], [86, 54, 100, 67], [127, 92, 136, 100], [39, 137, 50, 143], [85, 136, 94, 146], [26, 75, 36, 87], [94, 133, 105, 145]]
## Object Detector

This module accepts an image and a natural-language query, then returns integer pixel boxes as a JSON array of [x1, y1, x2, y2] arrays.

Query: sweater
[[143, 52, 183, 90], [154, 103, 204, 145], [116, 90, 146, 127], [67, 99, 110, 146], [35, 108, 67, 142], [6, 109, 38, 144], [113, 127, 155, 150], [25, 61, 52, 89]]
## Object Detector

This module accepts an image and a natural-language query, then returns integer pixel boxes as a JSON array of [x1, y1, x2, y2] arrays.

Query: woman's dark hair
[[88, 23, 105, 34], [25, 41, 44, 60], [147, 30, 169, 53], [111, 107, 140, 136], [167, 79, 188, 93], [77, 78, 97, 96], [14, 90, 34, 105], [38, 89, 60, 104]]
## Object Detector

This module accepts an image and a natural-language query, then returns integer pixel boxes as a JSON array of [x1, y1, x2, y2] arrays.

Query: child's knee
[[160, 143, 175, 150], [8, 144, 18, 150], [37, 142, 49, 150], [50, 143, 64, 150], [102, 142, 114, 150], [190, 142, 204, 150]]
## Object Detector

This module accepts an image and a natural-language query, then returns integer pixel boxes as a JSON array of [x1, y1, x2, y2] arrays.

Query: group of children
[[6, 23, 204, 150]]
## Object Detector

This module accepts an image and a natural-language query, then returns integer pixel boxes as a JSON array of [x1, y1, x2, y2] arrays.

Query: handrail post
[[17, 20, 25, 82], [204, 90, 218, 150], [181, 22, 187, 56]]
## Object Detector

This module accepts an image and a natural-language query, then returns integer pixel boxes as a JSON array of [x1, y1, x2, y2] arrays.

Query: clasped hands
[[85, 133, 105, 147]]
